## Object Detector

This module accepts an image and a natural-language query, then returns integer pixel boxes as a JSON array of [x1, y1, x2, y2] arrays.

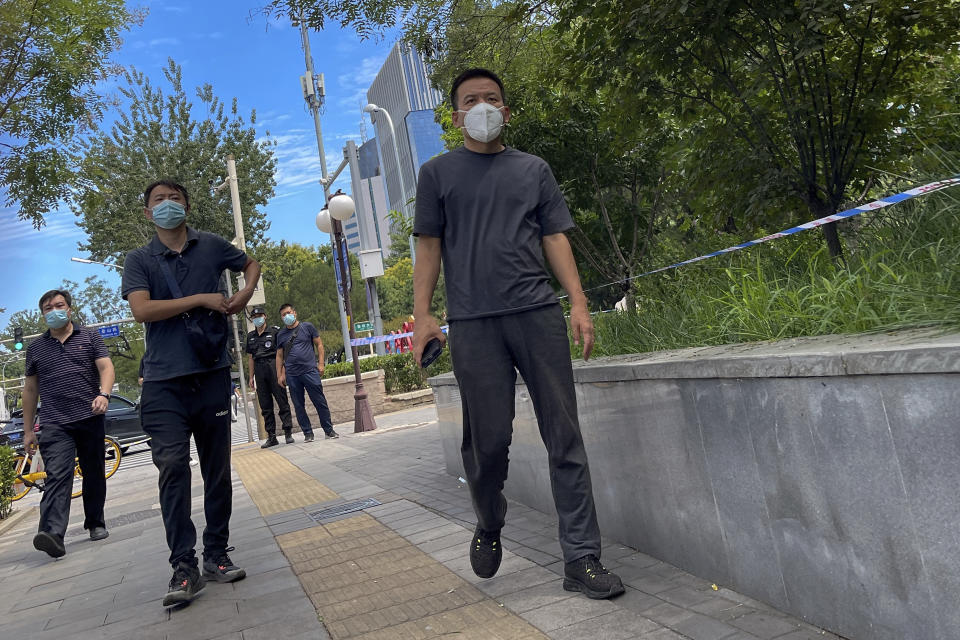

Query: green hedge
[[323, 345, 453, 394], [0, 445, 15, 520]]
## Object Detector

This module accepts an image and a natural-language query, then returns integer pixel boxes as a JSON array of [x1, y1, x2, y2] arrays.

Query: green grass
[[582, 188, 960, 358]]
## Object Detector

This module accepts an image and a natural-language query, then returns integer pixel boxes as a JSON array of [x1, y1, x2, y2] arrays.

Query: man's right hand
[[278, 372, 286, 387], [412, 315, 446, 366], [195, 293, 228, 313], [22, 427, 38, 454]]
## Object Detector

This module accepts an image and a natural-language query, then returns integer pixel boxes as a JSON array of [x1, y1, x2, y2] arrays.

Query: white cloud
[[149, 37, 181, 47], [163, 5, 187, 13], [336, 56, 387, 109]]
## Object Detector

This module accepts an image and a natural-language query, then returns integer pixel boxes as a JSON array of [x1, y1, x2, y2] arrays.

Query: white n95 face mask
[[459, 102, 505, 143]]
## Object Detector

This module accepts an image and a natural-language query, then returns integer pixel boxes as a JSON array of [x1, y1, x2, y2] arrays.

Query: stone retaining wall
[[430, 330, 960, 640]]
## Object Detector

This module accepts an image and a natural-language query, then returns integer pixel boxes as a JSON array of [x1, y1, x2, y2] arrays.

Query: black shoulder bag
[[282, 323, 303, 363], [156, 257, 229, 367]]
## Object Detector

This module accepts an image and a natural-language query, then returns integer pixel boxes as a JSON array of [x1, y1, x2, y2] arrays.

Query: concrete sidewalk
[[0, 405, 841, 640]]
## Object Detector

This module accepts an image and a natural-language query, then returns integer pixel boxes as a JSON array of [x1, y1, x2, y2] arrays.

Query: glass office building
[[367, 42, 445, 223]]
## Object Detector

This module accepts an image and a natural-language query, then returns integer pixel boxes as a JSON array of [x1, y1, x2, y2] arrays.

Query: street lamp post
[[362, 103, 417, 263], [71, 257, 123, 271], [317, 192, 377, 433]]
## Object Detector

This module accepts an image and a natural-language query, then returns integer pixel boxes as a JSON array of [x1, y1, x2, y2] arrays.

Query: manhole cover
[[308, 498, 381, 523]]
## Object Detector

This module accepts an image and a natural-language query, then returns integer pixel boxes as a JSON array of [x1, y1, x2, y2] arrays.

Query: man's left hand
[[569, 304, 595, 361], [317, 363, 325, 376], [92, 395, 109, 414]]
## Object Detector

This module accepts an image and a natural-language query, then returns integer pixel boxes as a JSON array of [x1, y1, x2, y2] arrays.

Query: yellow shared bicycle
[[11, 436, 123, 501]]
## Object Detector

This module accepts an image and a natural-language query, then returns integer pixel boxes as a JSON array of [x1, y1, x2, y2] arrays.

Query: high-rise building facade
[[367, 42, 445, 222]]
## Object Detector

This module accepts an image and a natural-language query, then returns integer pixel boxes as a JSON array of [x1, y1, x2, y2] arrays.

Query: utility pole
[[299, 17, 353, 361], [345, 139, 386, 355]]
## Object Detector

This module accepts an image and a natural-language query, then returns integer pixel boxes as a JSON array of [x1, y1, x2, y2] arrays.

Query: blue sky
[[0, 1, 400, 329]]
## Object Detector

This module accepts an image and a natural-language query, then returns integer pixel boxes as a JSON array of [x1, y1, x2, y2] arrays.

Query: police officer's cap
[[251, 306, 266, 316]]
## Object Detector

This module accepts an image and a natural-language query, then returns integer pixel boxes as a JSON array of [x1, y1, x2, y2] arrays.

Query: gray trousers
[[450, 303, 601, 563]]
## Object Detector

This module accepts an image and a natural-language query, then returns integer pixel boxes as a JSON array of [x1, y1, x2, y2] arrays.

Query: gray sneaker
[[202, 547, 246, 583], [163, 562, 205, 606], [325, 429, 339, 439]]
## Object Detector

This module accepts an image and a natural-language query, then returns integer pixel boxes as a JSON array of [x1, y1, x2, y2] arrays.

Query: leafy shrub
[[0, 446, 16, 519], [323, 345, 453, 393]]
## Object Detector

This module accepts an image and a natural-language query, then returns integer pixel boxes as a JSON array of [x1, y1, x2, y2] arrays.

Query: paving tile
[[730, 612, 804, 638], [550, 608, 661, 640], [672, 612, 742, 640], [656, 585, 715, 609], [520, 595, 619, 632], [475, 565, 560, 598], [495, 579, 572, 613]]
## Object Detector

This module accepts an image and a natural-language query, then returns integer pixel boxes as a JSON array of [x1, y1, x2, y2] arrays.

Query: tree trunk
[[821, 221, 845, 263]]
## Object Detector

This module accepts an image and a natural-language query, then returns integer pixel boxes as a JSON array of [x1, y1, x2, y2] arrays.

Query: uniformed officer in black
[[246, 306, 294, 448]]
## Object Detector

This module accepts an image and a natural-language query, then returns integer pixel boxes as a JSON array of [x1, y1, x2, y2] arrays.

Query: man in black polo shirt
[[412, 69, 624, 599], [122, 180, 261, 607], [246, 306, 293, 448], [22, 289, 115, 558]]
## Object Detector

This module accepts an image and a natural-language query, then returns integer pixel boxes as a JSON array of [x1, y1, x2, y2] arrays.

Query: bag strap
[[154, 256, 184, 299], [283, 323, 303, 362]]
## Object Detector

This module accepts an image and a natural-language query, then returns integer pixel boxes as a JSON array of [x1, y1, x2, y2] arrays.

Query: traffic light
[[13, 326, 23, 351]]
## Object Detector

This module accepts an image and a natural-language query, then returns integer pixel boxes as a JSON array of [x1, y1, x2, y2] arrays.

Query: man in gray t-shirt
[[412, 68, 624, 600]]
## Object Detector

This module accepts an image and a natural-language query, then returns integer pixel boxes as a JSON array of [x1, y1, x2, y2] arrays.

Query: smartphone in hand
[[420, 338, 443, 368]]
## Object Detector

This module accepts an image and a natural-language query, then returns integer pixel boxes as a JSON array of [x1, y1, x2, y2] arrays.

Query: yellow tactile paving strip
[[232, 447, 338, 515], [233, 447, 548, 640]]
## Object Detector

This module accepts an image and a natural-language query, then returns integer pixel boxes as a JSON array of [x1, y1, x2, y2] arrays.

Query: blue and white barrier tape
[[579, 175, 960, 295], [351, 325, 448, 347], [352, 175, 960, 345]]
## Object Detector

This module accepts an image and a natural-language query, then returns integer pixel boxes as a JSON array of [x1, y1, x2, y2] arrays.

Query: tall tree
[[0, 0, 140, 227], [72, 59, 277, 263], [559, 0, 960, 259]]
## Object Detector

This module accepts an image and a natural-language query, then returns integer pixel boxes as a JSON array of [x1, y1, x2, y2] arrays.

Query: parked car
[[5, 394, 148, 453]]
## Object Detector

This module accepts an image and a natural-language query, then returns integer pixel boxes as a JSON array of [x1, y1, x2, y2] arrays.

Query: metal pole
[[345, 140, 386, 355], [331, 215, 377, 433], [225, 155, 265, 441], [224, 273, 255, 443], [372, 107, 417, 263], [299, 18, 353, 361]]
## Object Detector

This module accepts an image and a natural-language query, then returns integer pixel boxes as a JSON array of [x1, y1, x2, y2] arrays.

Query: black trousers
[[141, 368, 232, 567], [451, 304, 602, 564], [37, 415, 107, 538], [253, 359, 292, 436]]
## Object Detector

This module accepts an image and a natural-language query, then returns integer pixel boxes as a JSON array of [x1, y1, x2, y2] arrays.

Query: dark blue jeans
[[37, 415, 107, 538], [285, 369, 334, 436], [141, 368, 232, 567]]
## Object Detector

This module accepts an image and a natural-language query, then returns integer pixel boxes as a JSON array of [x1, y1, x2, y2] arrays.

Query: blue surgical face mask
[[252, 316, 265, 328], [151, 199, 187, 229], [44, 309, 70, 330], [283, 313, 296, 326]]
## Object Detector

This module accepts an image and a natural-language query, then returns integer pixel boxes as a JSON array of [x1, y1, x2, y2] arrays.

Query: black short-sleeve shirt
[[121, 226, 248, 381], [247, 325, 282, 361], [25, 324, 110, 426], [413, 146, 574, 320]]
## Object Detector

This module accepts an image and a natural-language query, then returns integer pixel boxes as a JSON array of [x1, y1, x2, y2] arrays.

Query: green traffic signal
[[13, 326, 23, 350]]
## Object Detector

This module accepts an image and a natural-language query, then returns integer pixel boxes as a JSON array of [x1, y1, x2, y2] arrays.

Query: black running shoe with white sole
[[163, 562, 205, 606], [202, 547, 247, 583]]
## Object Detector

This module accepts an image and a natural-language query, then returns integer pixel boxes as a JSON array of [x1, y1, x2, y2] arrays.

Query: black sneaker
[[89, 526, 109, 541], [260, 436, 279, 449], [202, 547, 246, 583], [563, 554, 625, 599], [325, 429, 339, 439], [33, 531, 65, 558], [303, 432, 315, 442], [469, 526, 502, 578], [284, 433, 295, 444], [163, 562, 205, 606]]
